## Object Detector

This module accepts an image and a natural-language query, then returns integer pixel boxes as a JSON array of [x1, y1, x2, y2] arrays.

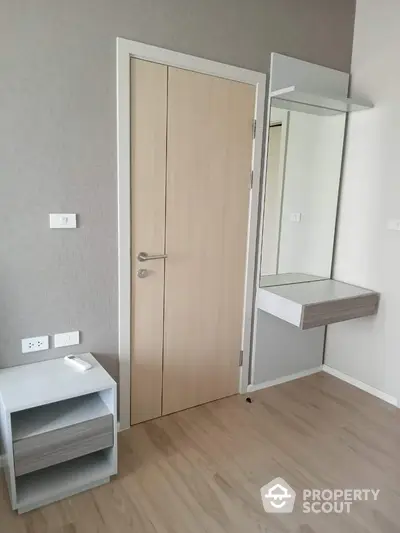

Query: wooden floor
[[2, 372, 400, 533]]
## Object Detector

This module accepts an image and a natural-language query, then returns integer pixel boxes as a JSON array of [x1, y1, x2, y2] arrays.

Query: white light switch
[[49, 213, 77, 229], [387, 219, 400, 231], [290, 213, 302, 223], [54, 331, 80, 348]]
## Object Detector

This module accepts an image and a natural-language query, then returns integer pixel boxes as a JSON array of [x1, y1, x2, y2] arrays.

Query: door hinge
[[252, 119, 257, 139], [249, 170, 254, 189], [239, 350, 244, 367]]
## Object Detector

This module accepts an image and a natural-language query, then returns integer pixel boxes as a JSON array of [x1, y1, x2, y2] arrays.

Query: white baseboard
[[322, 365, 398, 407], [247, 366, 322, 393]]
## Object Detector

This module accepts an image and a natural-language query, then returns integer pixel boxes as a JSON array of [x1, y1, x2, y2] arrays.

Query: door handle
[[137, 251, 168, 262]]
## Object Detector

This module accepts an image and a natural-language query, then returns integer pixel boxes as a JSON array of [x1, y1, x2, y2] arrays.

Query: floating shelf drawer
[[257, 279, 379, 329], [12, 393, 113, 476]]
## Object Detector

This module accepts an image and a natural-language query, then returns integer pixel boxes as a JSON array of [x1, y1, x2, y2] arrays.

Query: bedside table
[[0, 353, 117, 513]]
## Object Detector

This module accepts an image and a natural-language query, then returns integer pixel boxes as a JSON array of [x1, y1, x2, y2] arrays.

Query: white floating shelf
[[257, 279, 379, 329], [271, 86, 373, 116]]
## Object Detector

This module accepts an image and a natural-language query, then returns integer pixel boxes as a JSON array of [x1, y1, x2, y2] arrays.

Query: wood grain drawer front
[[301, 293, 379, 329], [14, 414, 113, 477]]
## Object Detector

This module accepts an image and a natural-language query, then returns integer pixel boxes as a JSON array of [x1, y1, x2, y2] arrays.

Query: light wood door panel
[[162, 68, 255, 415], [130, 59, 167, 425]]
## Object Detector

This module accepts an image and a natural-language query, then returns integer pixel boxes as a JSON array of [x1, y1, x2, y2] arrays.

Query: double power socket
[[21, 331, 80, 354]]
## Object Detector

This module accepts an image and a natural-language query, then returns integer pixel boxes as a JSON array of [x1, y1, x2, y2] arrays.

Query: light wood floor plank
[[2, 372, 400, 532]]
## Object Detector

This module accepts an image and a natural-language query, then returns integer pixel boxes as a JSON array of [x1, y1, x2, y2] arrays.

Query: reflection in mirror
[[260, 100, 346, 288]]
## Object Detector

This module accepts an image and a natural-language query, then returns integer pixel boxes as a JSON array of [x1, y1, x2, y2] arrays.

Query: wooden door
[[130, 59, 167, 425], [162, 68, 255, 415]]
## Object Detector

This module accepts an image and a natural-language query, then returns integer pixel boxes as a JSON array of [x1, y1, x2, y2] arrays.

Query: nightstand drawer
[[14, 414, 113, 476]]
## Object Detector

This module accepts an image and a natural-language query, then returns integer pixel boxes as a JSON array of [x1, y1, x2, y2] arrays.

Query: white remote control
[[64, 354, 93, 373]]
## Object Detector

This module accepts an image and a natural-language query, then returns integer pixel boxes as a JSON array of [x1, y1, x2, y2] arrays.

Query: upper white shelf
[[271, 86, 373, 116]]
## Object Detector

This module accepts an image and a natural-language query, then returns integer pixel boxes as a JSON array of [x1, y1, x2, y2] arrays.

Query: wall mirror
[[258, 51, 364, 289], [259, 100, 346, 287], [252, 54, 377, 391]]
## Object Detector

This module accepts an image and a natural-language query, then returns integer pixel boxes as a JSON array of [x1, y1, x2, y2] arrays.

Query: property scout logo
[[260, 478, 380, 514]]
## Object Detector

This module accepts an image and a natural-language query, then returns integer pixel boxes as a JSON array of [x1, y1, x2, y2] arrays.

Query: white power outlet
[[21, 335, 49, 354]]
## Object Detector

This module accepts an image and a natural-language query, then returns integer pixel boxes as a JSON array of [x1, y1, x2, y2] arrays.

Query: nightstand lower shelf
[[16, 449, 113, 514]]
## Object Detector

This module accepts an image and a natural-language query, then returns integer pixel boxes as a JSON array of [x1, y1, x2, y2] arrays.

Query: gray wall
[[0, 0, 355, 378], [325, 0, 400, 404], [253, 311, 325, 384]]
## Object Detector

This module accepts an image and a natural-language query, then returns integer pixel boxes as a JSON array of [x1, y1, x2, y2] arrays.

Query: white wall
[[325, 0, 400, 402], [279, 111, 345, 277]]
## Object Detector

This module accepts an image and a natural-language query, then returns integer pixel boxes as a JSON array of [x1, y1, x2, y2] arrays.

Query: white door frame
[[116, 37, 266, 430]]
